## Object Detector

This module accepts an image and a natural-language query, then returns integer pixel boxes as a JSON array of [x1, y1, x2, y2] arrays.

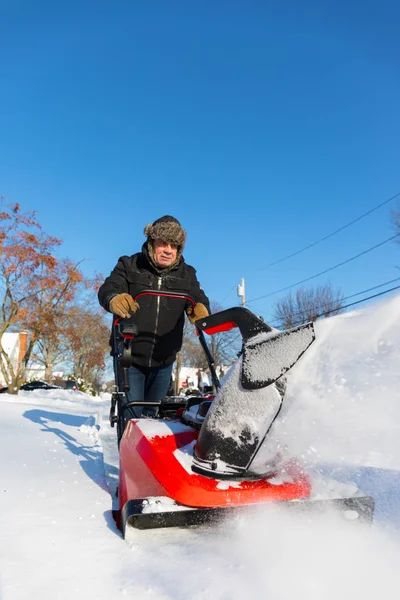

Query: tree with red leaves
[[64, 304, 110, 383], [0, 201, 83, 393]]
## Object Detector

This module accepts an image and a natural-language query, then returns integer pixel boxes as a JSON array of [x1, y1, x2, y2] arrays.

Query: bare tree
[[274, 283, 344, 329], [31, 313, 72, 380], [391, 204, 400, 238]]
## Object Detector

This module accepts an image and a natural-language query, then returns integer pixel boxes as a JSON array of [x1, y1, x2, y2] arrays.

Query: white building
[[0, 331, 44, 386], [0, 332, 27, 386], [174, 365, 229, 392], [175, 367, 211, 391]]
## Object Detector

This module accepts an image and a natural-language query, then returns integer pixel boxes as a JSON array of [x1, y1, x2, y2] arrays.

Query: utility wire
[[220, 284, 237, 306], [258, 190, 400, 271], [209, 282, 400, 364], [215, 283, 400, 355], [247, 233, 400, 304], [282, 284, 400, 328], [221, 190, 400, 305], [265, 276, 400, 324]]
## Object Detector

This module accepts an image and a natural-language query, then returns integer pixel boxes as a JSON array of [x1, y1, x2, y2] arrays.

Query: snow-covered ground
[[1, 294, 400, 599]]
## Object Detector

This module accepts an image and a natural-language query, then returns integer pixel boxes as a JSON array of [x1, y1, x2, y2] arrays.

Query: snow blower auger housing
[[111, 291, 375, 538]]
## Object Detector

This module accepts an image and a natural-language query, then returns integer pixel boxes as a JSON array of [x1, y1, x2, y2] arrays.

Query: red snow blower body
[[109, 291, 374, 538]]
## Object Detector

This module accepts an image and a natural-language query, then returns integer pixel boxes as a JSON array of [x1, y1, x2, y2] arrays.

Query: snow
[[173, 440, 197, 473], [194, 358, 284, 475], [243, 322, 315, 384], [216, 480, 243, 490], [2, 294, 400, 599], [141, 497, 191, 515], [259, 293, 400, 471], [207, 358, 283, 445], [136, 419, 193, 438]]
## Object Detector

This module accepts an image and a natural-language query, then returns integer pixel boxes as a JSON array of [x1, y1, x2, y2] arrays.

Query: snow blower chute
[[192, 307, 315, 478], [109, 291, 375, 538]]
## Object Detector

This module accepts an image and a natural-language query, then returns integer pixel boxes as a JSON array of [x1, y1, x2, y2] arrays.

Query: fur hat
[[144, 216, 186, 250]]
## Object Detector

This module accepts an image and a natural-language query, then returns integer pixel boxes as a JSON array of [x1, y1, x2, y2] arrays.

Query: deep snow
[[1, 294, 400, 599]]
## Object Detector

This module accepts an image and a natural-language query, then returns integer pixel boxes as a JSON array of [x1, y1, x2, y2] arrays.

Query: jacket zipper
[[149, 276, 163, 367]]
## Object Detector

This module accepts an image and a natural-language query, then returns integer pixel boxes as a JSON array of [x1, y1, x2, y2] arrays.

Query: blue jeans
[[123, 363, 174, 419]]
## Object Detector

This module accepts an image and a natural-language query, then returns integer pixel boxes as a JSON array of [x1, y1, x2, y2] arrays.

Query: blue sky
[[1, 0, 400, 323]]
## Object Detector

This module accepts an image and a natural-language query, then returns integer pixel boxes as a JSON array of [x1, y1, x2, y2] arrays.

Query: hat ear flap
[[144, 224, 153, 237]]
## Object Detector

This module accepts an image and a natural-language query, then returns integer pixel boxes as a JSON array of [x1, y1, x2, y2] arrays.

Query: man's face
[[153, 239, 178, 267]]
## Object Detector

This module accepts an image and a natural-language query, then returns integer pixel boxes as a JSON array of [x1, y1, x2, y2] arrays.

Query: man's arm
[[188, 267, 210, 313], [98, 257, 130, 312]]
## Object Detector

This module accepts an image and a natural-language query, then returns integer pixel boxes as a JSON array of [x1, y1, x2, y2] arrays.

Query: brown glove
[[109, 294, 139, 318], [187, 303, 209, 324]]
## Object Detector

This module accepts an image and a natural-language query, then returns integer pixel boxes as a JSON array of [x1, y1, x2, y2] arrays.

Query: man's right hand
[[109, 294, 139, 318]]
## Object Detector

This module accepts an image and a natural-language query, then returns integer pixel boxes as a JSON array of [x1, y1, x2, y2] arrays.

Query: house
[[0, 331, 28, 386], [0, 331, 44, 386], [173, 365, 230, 392], [175, 367, 210, 391]]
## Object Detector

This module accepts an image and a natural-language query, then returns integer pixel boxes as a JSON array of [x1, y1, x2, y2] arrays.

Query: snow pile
[[261, 294, 400, 470], [118, 504, 400, 599], [79, 415, 100, 441]]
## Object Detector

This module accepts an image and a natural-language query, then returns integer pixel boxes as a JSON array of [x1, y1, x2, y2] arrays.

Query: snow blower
[[109, 291, 375, 539]]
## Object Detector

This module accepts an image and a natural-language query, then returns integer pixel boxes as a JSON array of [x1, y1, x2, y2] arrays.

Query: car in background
[[20, 381, 61, 391], [0, 381, 60, 393], [51, 378, 78, 391], [64, 379, 78, 391]]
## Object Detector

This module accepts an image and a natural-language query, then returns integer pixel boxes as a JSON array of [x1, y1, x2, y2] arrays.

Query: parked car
[[0, 381, 60, 393], [51, 378, 78, 391], [20, 381, 61, 391], [64, 380, 78, 391]]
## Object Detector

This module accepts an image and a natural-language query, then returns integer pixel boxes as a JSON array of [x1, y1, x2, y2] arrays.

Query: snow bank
[[260, 294, 400, 471]]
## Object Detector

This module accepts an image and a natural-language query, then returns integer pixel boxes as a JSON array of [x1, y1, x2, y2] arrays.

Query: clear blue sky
[[1, 0, 400, 323]]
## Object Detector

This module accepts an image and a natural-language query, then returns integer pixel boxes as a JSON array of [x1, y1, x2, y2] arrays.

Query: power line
[[220, 284, 237, 306], [247, 233, 400, 304], [266, 276, 400, 325], [212, 284, 400, 355], [221, 190, 400, 307], [257, 190, 400, 271], [284, 284, 400, 328]]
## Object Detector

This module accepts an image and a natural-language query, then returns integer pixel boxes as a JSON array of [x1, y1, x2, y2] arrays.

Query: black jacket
[[98, 244, 210, 368]]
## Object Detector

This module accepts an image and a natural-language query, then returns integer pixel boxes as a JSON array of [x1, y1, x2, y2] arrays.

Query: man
[[98, 215, 210, 419]]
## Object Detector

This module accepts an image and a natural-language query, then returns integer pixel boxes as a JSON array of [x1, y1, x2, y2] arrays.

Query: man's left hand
[[187, 303, 209, 324]]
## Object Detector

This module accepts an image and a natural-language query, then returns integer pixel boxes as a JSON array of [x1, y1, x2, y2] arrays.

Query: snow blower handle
[[131, 290, 221, 391], [133, 289, 196, 309], [114, 290, 196, 339]]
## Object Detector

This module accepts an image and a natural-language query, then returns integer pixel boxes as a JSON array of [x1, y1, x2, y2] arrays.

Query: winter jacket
[[98, 244, 210, 368]]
